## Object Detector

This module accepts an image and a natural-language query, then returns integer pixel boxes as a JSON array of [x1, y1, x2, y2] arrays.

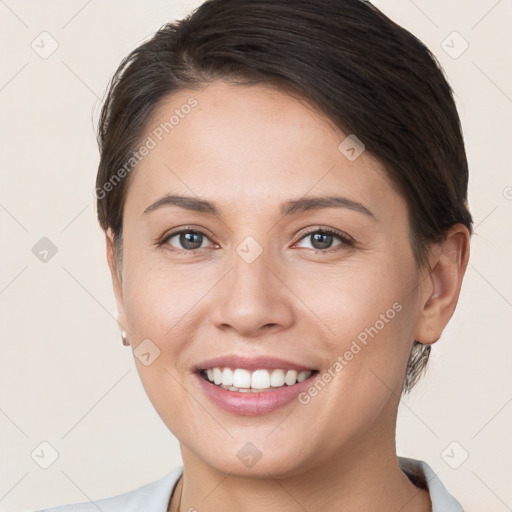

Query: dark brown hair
[[95, 0, 473, 394]]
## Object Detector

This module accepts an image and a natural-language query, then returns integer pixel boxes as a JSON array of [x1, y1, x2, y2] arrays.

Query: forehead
[[124, 81, 401, 220]]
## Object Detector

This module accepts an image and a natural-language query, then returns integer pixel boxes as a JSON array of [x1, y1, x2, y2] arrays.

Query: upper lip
[[193, 355, 317, 372]]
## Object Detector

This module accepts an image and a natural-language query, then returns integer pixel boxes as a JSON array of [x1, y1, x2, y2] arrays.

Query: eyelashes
[[158, 225, 355, 255], [295, 227, 354, 251], [160, 228, 213, 252]]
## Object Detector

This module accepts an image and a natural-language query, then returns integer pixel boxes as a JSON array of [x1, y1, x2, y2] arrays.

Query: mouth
[[193, 355, 321, 415], [198, 367, 320, 393]]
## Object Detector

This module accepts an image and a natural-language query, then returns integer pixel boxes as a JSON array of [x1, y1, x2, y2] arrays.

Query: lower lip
[[195, 372, 319, 416]]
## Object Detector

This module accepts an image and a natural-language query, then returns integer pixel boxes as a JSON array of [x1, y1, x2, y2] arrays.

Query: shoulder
[[25, 466, 183, 512], [398, 456, 465, 512]]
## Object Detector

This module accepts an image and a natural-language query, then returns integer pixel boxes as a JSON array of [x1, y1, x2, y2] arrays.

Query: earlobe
[[414, 225, 470, 344]]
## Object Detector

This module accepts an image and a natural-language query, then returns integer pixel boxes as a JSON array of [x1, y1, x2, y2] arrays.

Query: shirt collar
[[398, 456, 465, 511]]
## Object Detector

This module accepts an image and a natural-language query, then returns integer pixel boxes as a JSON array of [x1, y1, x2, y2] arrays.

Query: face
[[107, 81, 433, 477]]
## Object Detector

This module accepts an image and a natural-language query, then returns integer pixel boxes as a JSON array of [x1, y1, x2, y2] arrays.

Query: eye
[[160, 228, 214, 252], [159, 226, 354, 254], [294, 228, 353, 252]]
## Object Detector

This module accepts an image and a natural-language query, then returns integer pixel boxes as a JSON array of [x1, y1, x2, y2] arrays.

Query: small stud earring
[[121, 331, 130, 346]]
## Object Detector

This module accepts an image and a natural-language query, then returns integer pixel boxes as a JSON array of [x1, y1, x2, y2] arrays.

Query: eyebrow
[[142, 194, 376, 219]]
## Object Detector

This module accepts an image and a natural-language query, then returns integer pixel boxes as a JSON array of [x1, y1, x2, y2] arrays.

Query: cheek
[[120, 257, 221, 403], [290, 253, 419, 401], [123, 277, 175, 340], [121, 264, 202, 433], [290, 254, 415, 342], [122, 248, 206, 339]]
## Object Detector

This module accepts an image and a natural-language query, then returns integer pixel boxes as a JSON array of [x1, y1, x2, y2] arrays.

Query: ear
[[105, 228, 129, 338], [414, 224, 470, 344]]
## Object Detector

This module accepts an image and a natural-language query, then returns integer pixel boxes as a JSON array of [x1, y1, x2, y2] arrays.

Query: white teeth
[[203, 367, 313, 392], [251, 369, 271, 389], [270, 369, 285, 387], [221, 368, 233, 387], [213, 367, 223, 385], [285, 370, 298, 386], [233, 368, 251, 388], [297, 371, 310, 382]]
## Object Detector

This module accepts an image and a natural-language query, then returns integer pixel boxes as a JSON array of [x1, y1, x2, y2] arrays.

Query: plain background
[[0, 1, 511, 511]]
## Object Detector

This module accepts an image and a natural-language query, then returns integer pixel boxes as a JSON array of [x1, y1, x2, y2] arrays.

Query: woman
[[35, 0, 472, 510]]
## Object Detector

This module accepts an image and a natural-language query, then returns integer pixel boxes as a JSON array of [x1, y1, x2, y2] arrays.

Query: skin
[[105, 81, 470, 512]]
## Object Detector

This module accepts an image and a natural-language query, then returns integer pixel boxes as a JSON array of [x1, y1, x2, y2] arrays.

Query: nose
[[211, 244, 295, 338]]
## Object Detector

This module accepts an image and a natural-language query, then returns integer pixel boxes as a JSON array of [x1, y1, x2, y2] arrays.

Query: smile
[[200, 367, 318, 392]]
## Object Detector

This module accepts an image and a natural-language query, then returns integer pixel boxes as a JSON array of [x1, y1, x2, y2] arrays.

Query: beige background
[[0, 1, 511, 511]]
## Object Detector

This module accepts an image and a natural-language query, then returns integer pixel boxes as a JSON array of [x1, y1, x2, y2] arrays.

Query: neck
[[173, 416, 431, 512]]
